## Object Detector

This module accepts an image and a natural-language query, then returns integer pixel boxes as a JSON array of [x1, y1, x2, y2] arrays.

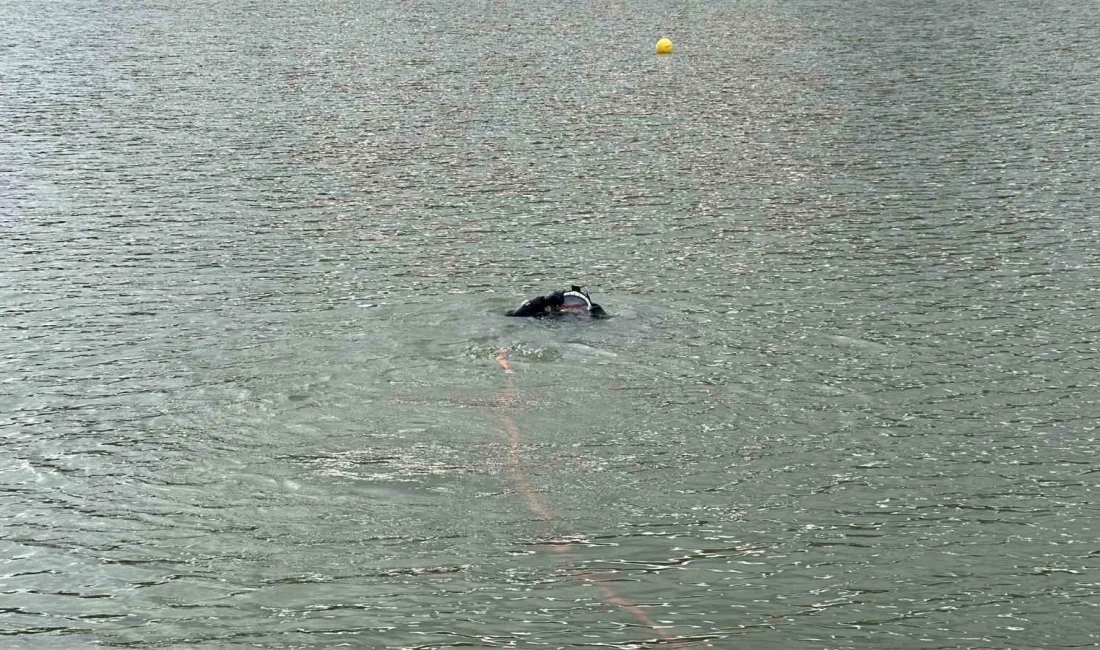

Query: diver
[[505, 286, 607, 319]]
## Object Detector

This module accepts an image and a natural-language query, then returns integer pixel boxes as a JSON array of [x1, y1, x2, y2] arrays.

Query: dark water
[[3, 0, 1099, 647]]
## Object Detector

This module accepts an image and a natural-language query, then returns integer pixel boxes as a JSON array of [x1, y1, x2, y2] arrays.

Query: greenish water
[[2, 1, 1099, 648]]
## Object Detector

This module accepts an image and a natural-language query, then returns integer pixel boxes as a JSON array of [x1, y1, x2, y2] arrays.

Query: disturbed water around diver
[[3, 0, 1100, 647]]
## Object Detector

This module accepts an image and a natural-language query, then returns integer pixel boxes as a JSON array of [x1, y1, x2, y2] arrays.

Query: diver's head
[[561, 288, 594, 314]]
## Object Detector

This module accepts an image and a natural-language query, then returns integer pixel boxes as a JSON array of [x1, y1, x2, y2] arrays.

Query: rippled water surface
[[3, 0, 1100, 648]]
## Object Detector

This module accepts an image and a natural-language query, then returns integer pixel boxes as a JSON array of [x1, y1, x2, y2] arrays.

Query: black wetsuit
[[505, 286, 607, 319]]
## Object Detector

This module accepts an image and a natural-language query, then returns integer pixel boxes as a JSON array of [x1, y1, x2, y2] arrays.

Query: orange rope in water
[[494, 347, 683, 647]]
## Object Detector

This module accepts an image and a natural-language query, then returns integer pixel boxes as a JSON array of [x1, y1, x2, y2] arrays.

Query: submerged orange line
[[494, 347, 682, 647]]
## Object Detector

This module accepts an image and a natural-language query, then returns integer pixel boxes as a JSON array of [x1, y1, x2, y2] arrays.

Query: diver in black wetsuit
[[505, 286, 607, 319]]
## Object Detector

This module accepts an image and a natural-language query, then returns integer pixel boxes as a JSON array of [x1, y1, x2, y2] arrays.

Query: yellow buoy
[[656, 38, 674, 55]]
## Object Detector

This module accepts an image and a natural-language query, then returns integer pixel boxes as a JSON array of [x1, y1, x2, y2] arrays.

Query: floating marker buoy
[[656, 38, 674, 55]]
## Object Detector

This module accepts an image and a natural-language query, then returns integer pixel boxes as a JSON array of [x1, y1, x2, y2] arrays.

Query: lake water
[[2, 0, 1099, 648]]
